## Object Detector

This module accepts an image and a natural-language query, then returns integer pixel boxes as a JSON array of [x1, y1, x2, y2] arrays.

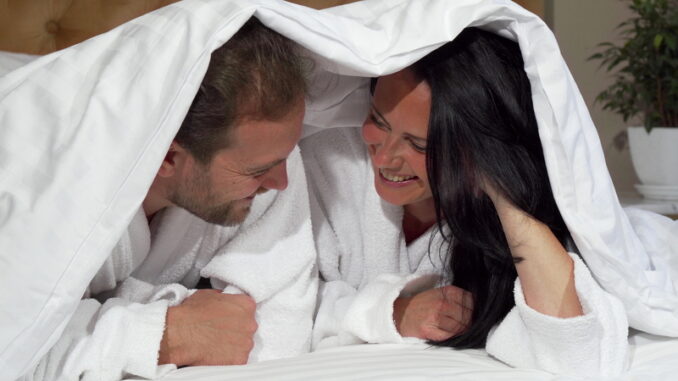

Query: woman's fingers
[[435, 287, 473, 336], [462, 290, 474, 310], [399, 286, 475, 341], [427, 314, 469, 341], [440, 285, 474, 309], [435, 314, 462, 334], [439, 304, 472, 328], [425, 327, 456, 342]]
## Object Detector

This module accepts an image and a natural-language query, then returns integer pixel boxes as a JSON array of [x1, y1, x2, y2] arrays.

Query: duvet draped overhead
[[1, 0, 677, 379]]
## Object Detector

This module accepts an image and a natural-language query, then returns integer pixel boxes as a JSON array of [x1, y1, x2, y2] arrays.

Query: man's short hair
[[175, 17, 308, 164]]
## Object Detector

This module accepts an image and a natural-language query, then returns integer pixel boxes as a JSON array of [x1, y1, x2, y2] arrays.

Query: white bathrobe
[[300, 127, 629, 377], [24, 147, 317, 381]]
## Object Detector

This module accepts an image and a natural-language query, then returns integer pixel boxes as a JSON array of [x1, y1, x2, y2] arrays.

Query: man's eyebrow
[[247, 158, 285, 174]]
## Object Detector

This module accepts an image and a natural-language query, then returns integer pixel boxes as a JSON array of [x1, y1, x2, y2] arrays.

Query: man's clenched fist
[[159, 289, 258, 366]]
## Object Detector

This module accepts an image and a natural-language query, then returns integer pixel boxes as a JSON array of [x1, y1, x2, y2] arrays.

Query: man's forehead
[[215, 97, 304, 166], [217, 125, 300, 169]]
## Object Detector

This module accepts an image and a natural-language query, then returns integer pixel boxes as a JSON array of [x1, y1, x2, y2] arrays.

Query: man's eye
[[250, 169, 269, 177]]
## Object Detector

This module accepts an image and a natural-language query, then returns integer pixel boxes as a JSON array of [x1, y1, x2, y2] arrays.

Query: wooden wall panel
[[0, 0, 546, 55]]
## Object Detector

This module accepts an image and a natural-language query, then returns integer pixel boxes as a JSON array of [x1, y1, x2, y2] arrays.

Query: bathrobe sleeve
[[486, 252, 629, 377], [22, 254, 177, 381], [307, 162, 408, 348], [314, 273, 437, 349], [23, 298, 171, 381], [313, 216, 440, 350], [310, 183, 440, 349], [198, 146, 318, 363], [303, 128, 441, 349]]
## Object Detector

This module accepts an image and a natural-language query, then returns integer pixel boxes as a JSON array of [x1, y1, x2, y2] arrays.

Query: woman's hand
[[393, 285, 473, 341]]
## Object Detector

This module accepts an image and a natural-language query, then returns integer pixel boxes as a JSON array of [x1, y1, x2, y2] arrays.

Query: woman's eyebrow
[[404, 132, 427, 143]]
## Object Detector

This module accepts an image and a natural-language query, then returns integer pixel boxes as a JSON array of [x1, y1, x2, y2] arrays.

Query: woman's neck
[[402, 198, 437, 245]]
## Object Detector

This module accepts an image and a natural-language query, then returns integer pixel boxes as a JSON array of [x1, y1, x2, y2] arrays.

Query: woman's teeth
[[380, 169, 416, 182]]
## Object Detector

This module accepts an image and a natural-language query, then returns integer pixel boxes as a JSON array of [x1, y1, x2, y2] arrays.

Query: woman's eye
[[409, 140, 427, 153], [370, 114, 389, 131]]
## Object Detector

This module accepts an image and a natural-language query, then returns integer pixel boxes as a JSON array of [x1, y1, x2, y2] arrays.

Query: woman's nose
[[372, 136, 402, 168]]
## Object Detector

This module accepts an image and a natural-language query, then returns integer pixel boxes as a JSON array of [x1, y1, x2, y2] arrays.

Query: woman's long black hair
[[410, 28, 575, 348]]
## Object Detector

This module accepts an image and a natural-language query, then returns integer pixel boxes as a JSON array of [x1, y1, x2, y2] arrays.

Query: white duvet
[[1, 0, 678, 380]]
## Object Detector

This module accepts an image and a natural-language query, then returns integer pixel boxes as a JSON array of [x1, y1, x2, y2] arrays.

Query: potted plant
[[590, 0, 678, 199]]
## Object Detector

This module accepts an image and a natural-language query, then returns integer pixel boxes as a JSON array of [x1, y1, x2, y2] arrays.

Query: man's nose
[[261, 161, 288, 191]]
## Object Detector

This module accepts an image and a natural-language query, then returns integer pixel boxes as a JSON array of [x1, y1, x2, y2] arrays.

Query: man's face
[[170, 98, 305, 226]]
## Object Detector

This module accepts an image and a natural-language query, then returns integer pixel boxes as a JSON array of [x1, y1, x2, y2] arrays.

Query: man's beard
[[169, 168, 251, 227]]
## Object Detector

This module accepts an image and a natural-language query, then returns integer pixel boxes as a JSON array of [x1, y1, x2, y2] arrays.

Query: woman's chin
[[374, 183, 411, 206]]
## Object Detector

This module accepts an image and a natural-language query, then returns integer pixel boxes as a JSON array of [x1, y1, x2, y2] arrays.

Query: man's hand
[[158, 289, 258, 366], [393, 285, 473, 342]]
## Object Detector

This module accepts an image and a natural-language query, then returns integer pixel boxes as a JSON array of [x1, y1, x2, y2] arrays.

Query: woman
[[301, 28, 627, 375]]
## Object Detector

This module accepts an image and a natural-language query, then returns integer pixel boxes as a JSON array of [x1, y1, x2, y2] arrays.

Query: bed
[[143, 332, 678, 381], [2, 0, 678, 380]]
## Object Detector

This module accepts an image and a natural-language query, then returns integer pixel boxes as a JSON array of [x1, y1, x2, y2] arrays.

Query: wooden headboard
[[0, 0, 359, 55], [0, 0, 545, 55]]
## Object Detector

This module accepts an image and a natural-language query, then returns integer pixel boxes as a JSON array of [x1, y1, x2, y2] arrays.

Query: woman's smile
[[362, 69, 433, 207], [378, 169, 419, 187]]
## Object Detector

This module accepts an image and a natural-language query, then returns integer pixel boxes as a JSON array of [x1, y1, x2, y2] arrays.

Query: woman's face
[[362, 69, 432, 207]]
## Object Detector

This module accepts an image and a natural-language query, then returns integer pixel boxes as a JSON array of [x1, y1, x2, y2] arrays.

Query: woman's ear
[[157, 141, 187, 178]]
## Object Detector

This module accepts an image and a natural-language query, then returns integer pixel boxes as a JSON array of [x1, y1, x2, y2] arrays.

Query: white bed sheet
[[143, 333, 678, 381]]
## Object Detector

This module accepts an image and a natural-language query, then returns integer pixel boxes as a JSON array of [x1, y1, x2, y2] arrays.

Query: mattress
[[144, 332, 678, 381]]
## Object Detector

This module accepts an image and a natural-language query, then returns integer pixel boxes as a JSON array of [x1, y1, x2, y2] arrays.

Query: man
[[26, 18, 312, 380]]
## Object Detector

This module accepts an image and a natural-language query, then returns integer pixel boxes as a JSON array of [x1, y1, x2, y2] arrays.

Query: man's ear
[[157, 141, 187, 178]]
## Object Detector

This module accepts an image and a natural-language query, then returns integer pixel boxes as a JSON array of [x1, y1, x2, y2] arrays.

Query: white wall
[[552, 0, 638, 195]]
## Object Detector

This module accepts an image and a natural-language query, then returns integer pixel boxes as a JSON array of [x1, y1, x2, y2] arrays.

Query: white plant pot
[[628, 127, 678, 200]]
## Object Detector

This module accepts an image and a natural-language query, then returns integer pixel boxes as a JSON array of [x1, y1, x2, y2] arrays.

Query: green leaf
[[588, 53, 603, 61], [654, 34, 664, 49], [590, 0, 677, 125]]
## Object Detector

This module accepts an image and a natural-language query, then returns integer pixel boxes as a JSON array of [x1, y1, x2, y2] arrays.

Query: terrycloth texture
[[487, 253, 629, 376], [301, 127, 629, 376], [23, 148, 316, 380], [4, 0, 678, 378], [22, 207, 187, 381], [300, 127, 444, 349], [26, 299, 172, 381], [199, 146, 317, 363]]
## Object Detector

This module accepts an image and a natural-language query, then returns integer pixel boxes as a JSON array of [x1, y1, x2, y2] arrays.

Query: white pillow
[[2, 0, 677, 378]]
